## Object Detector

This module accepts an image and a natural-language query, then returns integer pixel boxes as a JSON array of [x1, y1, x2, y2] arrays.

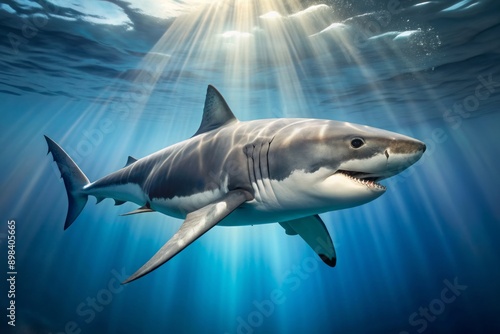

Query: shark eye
[[350, 138, 365, 149]]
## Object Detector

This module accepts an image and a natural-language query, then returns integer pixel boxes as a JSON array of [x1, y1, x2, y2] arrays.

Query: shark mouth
[[337, 170, 387, 191]]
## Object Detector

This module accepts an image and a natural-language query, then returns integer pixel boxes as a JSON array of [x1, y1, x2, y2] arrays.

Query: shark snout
[[389, 138, 426, 155], [414, 140, 426, 155], [381, 138, 425, 179], [413, 140, 426, 159]]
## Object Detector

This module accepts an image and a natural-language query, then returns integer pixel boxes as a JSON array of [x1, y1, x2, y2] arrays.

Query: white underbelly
[[150, 171, 335, 226], [150, 177, 231, 219], [150, 189, 316, 226]]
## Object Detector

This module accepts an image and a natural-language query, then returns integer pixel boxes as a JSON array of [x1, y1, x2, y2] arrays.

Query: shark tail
[[44, 135, 90, 230]]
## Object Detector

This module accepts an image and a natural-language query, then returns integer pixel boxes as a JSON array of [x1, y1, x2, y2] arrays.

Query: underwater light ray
[[2, 106, 83, 230], [409, 155, 465, 259], [131, 1, 337, 121], [217, 0, 259, 107], [140, 2, 229, 82], [441, 126, 500, 257], [71, 0, 320, 162], [97, 2, 222, 133], [306, 17, 398, 121], [112, 1, 242, 146], [301, 3, 444, 128], [247, 1, 327, 117], [338, 203, 430, 317]]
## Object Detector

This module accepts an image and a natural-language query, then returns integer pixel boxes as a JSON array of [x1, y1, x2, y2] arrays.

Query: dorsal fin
[[193, 85, 238, 136], [124, 156, 137, 167]]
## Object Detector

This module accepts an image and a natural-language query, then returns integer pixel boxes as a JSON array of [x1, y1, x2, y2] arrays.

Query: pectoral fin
[[279, 215, 336, 267], [122, 189, 253, 284]]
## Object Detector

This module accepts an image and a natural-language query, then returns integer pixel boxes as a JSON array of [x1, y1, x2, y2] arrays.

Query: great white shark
[[45, 85, 425, 284]]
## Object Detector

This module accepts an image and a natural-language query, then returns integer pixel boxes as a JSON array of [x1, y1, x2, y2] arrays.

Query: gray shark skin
[[45, 85, 425, 284]]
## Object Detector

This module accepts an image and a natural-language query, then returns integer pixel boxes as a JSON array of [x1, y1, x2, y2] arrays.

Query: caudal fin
[[44, 135, 90, 230]]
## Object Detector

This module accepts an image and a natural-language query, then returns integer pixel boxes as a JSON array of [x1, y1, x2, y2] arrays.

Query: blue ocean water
[[1, 0, 500, 333]]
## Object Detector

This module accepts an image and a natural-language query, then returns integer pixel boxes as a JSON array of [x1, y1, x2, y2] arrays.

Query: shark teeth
[[338, 171, 386, 191]]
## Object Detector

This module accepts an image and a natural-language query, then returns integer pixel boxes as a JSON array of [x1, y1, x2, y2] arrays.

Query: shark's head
[[270, 120, 426, 212], [325, 122, 425, 204]]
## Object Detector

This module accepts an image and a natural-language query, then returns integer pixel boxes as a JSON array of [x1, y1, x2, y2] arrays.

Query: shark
[[45, 85, 425, 284]]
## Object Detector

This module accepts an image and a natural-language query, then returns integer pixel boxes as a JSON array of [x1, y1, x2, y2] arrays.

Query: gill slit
[[245, 138, 277, 204], [245, 145, 259, 201], [263, 137, 278, 204]]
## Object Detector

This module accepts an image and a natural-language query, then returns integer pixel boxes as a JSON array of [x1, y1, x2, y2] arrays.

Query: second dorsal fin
[[193, 85, 238, 136]]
